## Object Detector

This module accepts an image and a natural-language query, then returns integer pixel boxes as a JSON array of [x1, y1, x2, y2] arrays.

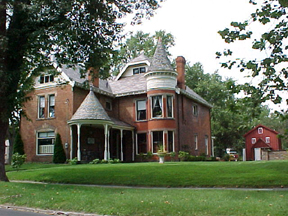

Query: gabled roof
[[253, 138, 272, 149], [70, 89, 111, 121], [243, 124, 279, 137], [148, 39, 173, 72], [115, 52, 151, 81]]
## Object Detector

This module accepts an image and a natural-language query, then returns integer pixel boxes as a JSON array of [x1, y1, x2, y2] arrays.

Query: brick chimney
[[176, 56, 186, 89], [87, 67, 99, 88]]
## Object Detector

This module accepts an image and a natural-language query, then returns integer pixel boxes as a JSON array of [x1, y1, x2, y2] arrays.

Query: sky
[[124, 0, 287, 111]]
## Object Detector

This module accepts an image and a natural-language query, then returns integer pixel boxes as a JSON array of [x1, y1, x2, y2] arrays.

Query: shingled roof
[[70, 89, 111, 121], [148, 39, 174, 72]]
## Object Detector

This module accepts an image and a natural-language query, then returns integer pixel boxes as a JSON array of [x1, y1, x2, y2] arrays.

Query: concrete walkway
[[10, 180, 288, 191]]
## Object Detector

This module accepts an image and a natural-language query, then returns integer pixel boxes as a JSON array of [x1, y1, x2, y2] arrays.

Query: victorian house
[[20, 41, 212, 162]]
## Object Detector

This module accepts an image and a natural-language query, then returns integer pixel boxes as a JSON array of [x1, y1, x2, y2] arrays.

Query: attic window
[[251, 138, 256, 144], [133, 67, 146, 74], [265, 137, 270, 143], [258, 127, 263, 134], [40, 74, 54, 84], [106, 100, 112, 111]]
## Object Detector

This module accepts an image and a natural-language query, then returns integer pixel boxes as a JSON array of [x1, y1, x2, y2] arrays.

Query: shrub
[[223, 153, 230, 161], [67, 157, 78, 165], [11, 153, 26, 171], [101, 159, 108, 164], [53, 133, 66, 163], [178, 151, 190, 161], [13, 132, 25, 155], [90, 158, 100, 164]]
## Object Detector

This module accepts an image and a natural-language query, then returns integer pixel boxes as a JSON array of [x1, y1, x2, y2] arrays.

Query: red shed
[[243, 124, 282, 161]]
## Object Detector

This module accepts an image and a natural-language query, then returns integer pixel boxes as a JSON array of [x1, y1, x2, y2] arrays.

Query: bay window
[[152, 95, 163, 118], [168, 131, 174, 152], [167, 95, 173, 117], [152, 131, 163, 153]]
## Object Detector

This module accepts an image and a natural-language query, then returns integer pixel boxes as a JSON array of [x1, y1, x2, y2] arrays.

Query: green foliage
[[11, 153, 26, 171], [53, 133, 66, 164], [13, 131, 24, 155], [217, 0, 288, 116], [67, 157, 78, 165], [89, 158, 101, 164], [178, 151, 190, 161]]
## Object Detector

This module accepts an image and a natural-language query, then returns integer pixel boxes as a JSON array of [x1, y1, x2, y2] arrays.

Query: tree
[[53, 133, 66, 164], [0, 0, 163, 182], [13, 131, 24, 155], [185, 62, 268, 157], [217, 0, 288, 115]]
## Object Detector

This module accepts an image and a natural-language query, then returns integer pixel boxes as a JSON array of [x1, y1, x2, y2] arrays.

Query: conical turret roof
[[149, 39, 173, 72], [70, 89, 111, 121]]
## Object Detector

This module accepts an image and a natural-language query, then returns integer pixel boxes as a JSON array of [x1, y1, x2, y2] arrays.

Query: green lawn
[[1, 161, 288, 216], [6, 160, 288, 188]]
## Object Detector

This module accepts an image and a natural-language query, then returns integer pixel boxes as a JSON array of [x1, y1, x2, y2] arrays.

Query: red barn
[[243, 124, 282, 161]]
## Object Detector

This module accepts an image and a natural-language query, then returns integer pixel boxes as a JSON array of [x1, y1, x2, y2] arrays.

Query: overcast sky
[[124, 0, 287, 111], [124, 0, 258, 79]]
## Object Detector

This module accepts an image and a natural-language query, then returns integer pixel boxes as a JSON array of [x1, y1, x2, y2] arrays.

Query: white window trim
[[167, 131, 175, 152], [166, 95, 174, 118], [251, 138, 256, 144], [151, 95, 163, 119], [38, 95, 46, 119], [151, 131, 164, 154], [258, 127, 263, 134], [36, 130, 55, 155], [135, 99, 147, 121], [195, 134, 198, 150], [48, 94, 55, 118], [265, 137, 270, 143]]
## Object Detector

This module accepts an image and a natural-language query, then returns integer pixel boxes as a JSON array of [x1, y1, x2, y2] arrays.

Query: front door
[[254, 148, 261, 161]]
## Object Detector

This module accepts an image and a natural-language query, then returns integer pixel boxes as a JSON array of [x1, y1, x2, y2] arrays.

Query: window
[[194, 134, 198, 150], [251, 138, 256, 144], [48, 95, 55, 118], [37, 131, 55, 155], [167, 95, 173, 118], [168, 131, 174, 152], [258, 127, 263, 134], [192, 105, 198, 116], [137, 133, 147, 154], [38, 96, 45, 118], [152, 131, 163, 153], [133, 67, 146, 74], [40, 74, 54, 84], [265, 137, 270, 143], [152, 95, 163, 118], [136, 100, 146, 121], [106, 99, 112, 111]]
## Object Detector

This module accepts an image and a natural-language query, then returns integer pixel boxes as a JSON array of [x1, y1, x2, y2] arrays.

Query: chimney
[[176, 56, 186, 89], [87, 67, 99, 88]]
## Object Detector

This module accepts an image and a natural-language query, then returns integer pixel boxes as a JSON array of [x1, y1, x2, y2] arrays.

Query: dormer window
[[133, 67, 146, 74], [40, 74, 54, 84]]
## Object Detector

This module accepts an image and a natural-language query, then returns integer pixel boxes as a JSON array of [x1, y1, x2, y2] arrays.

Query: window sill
[[36, 117, 56, 121], [135, 119, 148, 122]]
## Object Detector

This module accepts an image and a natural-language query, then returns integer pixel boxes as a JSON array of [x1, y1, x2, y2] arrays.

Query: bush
[[13, 132, 25, 155], [223, 153, 230, 161], [67, 157, 78, 165], [178, 151, 190, 161], [53, 133, 66, 163], [90, 158, 101, 164], [11, 153, 26, 170]]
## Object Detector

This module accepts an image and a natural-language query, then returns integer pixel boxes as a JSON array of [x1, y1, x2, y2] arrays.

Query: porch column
[[132, 130, 135, 161], [77, 123, 82, 161], [104, 124, 109, 160], [120, 129, 123, 161], [69, 125, 73, 160]]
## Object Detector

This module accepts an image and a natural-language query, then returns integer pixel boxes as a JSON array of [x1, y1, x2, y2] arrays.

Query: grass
[[2, 161, 288, 215], [6, 160, 288, 188], [1, 182, 288, 216]]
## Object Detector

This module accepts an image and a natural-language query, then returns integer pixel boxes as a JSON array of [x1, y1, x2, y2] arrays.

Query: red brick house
[[243, 124, 282, 161], [20, 41, 212, 162]]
